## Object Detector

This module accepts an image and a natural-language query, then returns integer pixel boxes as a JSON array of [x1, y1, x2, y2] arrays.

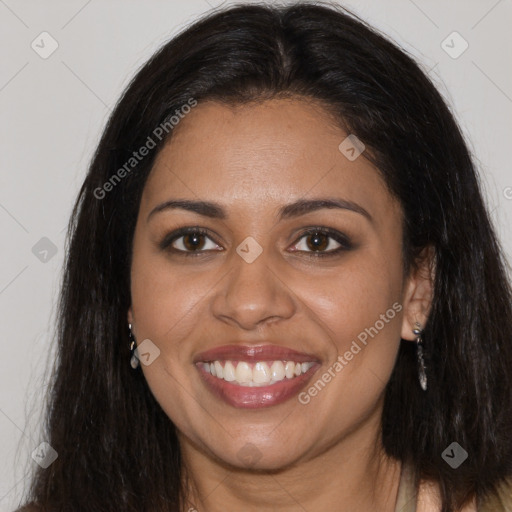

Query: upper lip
[[193, 344, 320, 363]]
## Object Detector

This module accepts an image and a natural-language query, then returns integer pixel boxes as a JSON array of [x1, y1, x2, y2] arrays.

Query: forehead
[[141, 97, 394, 219]]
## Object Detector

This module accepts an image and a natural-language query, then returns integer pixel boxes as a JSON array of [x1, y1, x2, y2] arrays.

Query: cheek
[[129, 249, 215, 430], [290, 268, 402, 433], [130, 244, 213, 343], [300, 254, 402, 345], [296, 253, 403, 407]]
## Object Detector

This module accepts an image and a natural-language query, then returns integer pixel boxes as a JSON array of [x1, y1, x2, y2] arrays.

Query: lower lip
[[196, 363, 320, 409]]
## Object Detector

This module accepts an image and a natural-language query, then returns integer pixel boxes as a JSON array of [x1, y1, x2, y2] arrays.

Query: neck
[[179, 411, 402, 512]]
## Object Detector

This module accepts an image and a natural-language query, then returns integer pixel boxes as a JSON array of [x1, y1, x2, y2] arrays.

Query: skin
[[128, 97, 433, 512]]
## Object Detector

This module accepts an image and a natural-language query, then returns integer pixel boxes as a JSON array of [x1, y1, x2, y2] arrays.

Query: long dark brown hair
[[20, 3, 512, 511]]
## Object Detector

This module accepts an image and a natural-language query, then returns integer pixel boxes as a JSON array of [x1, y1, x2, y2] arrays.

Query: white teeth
[[301, 362, 314, 373], [253, 362, 271, 384], [270, 361, 285, 381], [223, 361, 236, 381], [214, 361, 223, 379], [201, 360, 315, 386], [235, 361, 252, 383], [285, 361, 295, 379]]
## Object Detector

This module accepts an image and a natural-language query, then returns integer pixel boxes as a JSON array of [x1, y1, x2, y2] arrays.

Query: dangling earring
[[412, 322, 427, 391], [128, 323, 140, 369]]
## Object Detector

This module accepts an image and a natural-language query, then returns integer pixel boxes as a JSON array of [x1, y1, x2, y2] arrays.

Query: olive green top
[[394, 463, 512, 512], [394, 462, 418, 511], [13, 468, 512, 511]]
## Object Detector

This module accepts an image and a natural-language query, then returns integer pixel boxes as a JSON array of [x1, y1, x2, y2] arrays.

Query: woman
[[17, 3, 512, 511]]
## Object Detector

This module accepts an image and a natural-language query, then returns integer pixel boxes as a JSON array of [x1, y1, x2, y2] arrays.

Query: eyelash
[[159, 226, 353, 259]]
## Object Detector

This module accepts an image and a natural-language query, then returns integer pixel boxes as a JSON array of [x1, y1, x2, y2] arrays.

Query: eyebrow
[[147, 198, 372, 223]]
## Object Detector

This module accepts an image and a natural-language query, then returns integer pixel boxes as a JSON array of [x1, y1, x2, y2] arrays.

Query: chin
[[219, 448, 304, 473]]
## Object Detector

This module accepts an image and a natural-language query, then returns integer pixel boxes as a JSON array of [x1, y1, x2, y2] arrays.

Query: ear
[[400, 246, 435, 341], [127, 307, 134, 325]]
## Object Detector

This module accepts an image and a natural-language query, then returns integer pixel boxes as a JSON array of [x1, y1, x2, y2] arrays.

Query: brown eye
[[305, 232, 330, 252], [159, 227, 223, 256], [181, 232, 206, 251], [290, 227, 353, 257]]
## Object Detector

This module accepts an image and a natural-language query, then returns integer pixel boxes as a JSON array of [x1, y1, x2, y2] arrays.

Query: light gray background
[[1, 0, 511, 509]]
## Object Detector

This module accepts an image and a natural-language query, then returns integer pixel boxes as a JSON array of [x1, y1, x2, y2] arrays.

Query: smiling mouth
[[193, 344, 321, 408], [198, 360, 316, 387]]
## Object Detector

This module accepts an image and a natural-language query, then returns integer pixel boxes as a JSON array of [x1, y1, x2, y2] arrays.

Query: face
[[128, 97, 427, 471]]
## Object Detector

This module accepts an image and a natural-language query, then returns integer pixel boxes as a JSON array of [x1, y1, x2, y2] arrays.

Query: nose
[[211, 246, 296, 330]]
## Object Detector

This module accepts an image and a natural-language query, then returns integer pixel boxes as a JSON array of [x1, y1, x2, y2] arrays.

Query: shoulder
[[479, 477, 512, 512]]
